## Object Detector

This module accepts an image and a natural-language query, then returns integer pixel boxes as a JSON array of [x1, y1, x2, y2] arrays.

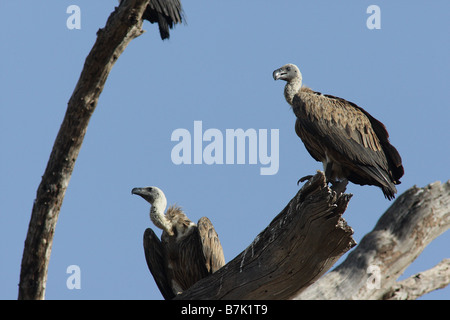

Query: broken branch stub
[[176, 171, 355, 300]]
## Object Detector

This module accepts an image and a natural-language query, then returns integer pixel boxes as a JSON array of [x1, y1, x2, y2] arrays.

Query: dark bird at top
[[273, 63, 404, 200], [132, 186, 225, 299], [119, 0, 184, 40]]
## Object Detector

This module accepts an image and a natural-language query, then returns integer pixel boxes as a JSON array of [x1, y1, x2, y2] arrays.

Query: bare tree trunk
[[175, 171, 356, 300], [295, 180, 450, 300], [18, 0, 150, 300]]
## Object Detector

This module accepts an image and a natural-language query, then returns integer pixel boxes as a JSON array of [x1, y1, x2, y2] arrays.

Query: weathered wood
[[18, 0, 150, 300], [295, 180, 450, 300], [175, 171, 356, 300], [384, 259, 450, 300]]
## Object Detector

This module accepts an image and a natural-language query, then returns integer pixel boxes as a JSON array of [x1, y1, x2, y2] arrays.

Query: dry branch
[[384, 259, 450, 300], [18, 0, 150, 300], [175, 171, 356, 300], [295, 180, 450, 300]]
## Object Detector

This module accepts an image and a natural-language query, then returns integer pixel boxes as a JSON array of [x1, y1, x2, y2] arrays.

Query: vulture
[[118, 0, 184, 40], [132, 186, 225, 299], [273, 63, 404, 200]]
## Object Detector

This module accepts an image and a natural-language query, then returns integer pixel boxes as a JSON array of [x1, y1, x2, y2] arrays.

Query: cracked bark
[[295, 180, 450, 300], [172, 177, 449, 300], [175, 171, 356, 300]]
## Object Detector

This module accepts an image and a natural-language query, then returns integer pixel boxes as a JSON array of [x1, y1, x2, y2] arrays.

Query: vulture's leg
[[330, 179, 349, 195], [297, 175, 314, 186], [324, 162, 348, 194], [324, 162, 333, 182]]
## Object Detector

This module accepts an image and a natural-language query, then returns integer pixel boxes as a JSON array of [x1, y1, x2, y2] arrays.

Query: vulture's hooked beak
[[132, 187, 154, 203], [273, 68, 286, 81], [131, 187, 144, 196]]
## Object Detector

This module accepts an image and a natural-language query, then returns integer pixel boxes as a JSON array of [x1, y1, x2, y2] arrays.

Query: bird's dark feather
[[143, 228, 175, 299], [119, 0, 184, 40], [293, 87, 404, 199], [144, 207, 225, 298]]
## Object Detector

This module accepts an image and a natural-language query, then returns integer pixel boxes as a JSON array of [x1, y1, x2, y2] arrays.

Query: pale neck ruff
[[150, 202, 172, 235], [284, 79, 302, 105]]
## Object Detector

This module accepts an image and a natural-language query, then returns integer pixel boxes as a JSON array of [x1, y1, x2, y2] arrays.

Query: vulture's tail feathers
[[360, 165, 398, 200]]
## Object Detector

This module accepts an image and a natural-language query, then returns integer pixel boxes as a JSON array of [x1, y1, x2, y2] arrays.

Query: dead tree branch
[[18, 0, 150, 300], [384, 259, 450, 300], [175, 171, 356, 300], [295, 180, 450, 300]]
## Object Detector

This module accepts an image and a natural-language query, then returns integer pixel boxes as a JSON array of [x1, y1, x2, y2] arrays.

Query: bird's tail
[[361, 165, 398, 200], [381, 183, 397, 200]]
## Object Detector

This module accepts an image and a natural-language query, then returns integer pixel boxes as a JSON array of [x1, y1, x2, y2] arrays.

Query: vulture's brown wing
[[143, 228, 175, 300], [197, 217, 225, 273], [293, 89, 403, 198]]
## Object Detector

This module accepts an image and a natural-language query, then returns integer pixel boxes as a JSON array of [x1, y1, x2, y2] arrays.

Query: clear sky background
[[1, 1, 449, 300]]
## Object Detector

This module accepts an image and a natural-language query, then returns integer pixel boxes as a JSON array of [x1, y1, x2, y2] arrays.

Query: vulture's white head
[[273, 63, 303, 105], [132, 186, 172, 234], [273, 63, 302, 83], [132, 186, 167, 209]]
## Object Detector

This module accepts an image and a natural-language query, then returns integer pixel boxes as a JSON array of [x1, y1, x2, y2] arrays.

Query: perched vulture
[[132, 186, 225, 299], [273, 63, 404, 200], [118, 0, 184, 40]]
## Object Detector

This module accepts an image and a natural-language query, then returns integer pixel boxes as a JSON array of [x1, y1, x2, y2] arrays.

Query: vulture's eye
[[286, 67, 291, 71]]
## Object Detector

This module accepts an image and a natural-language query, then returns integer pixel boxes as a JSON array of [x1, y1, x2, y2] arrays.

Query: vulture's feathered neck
[[149, 192, 174, 236], [284, 78, 302, 106]]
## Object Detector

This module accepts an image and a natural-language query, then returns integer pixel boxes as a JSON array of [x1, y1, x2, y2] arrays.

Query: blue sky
[[1, 1, 449, 300]]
